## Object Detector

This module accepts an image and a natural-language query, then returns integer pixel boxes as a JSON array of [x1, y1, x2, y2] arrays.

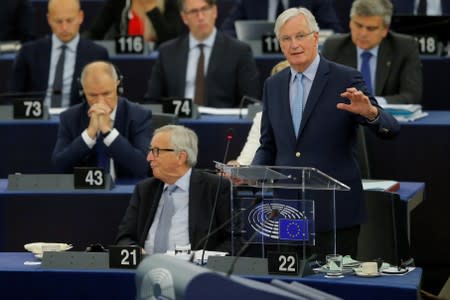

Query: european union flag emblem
[[278, 219, 309, 241]]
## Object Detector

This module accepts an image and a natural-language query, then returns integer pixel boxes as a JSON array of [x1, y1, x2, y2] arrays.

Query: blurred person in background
[[0, 0, 34, 43], [83, 0, 185, 47], [9, 0, 109, 108], [322, 0, 422, 105]]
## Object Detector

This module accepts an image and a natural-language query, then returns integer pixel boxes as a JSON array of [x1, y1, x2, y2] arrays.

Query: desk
[[0, 252, 422, 300], [365, 111, 450, 290], [0, 180, 134, 251], [1, 54, 449, 109], [246, 270, 422, 300], [0, 179, 423, 253], [0, 115, 251, 177], [0, 252, 135, 300]]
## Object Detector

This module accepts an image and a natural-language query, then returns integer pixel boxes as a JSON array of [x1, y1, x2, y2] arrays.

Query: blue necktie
[[360, 51, 373, 94], [154, 185, 177, 253], [292, 73, 303, 137], [95, 135, 110, 172]]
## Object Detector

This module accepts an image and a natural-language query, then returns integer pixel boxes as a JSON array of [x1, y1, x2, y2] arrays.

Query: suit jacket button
[[295, 152, 301, 158]]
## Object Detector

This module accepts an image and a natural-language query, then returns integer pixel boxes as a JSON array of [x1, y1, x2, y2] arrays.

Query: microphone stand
[[200, 129, 233, 265]]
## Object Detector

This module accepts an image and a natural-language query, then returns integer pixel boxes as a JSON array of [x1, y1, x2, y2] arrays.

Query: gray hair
[[274, 7, 320, 39], [350, 0, 393, 27], [154, 125, 198, 167], [80, 61, 119, 89]]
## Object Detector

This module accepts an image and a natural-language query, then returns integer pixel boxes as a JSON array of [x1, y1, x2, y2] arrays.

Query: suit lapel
[[207, 33, 222, 81], [113, 98, 125, 134], [342, 40, 357, 69], [298, 57, 330, 137], [142, 181, 165, 244], [188, 170, 202, 243], [278, 69, 297, 140], [42, 38, 52, 89], [178, 37, 190, 96], [375, 38, 392, 96]]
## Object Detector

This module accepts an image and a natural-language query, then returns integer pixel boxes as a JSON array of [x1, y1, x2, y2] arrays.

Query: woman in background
[[84, 0, 184, 46]]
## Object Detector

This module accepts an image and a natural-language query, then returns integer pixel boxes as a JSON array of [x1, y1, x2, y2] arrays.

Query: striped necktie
[[153, 185, 177, 253]]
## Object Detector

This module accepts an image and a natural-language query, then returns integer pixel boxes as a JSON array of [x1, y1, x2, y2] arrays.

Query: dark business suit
[[146, 31, 260, 107], [52, 97, 152, 180], [83, 0, 185, 46], [252, 56, 400, 233], [392, 0, 450, 15], [321, 32, 423, 104], [115, 169, 231, 252], [221, 0, 343, 35], [9, 36, 109, 106], [0, 0, 34, 42]]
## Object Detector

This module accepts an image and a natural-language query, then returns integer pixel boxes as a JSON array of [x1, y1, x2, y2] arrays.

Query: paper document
[[381, 104, 422, 115], [165, 249, 228, 265], [362, 179, 400, 192], [199, 106, 247, 116]]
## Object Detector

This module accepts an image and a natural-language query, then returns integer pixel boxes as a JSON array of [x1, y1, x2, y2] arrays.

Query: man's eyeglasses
[[279, 31, 315, 44], [183, 5, 212, 16], [148, 147, 175, 157]]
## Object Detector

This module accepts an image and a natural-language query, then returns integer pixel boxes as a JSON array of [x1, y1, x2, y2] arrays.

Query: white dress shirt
[[145, 168, 191, 254]]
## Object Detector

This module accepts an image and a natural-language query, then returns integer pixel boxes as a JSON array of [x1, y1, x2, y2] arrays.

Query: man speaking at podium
[[116, 125, 231, 254], [252, 7, 400, 258]]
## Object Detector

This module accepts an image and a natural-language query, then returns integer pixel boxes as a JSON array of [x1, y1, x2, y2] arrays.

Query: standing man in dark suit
[[252, 7, 400, 258], [9, 0, 109, 108], [391, 0, 450, 15], [321, 0, 422, 105], [52, 61, 152, 180], [221, 0, 343, 36], [116, 125, 231, 254], [146, 0, 260, 108], [0, 0, 34, 42]]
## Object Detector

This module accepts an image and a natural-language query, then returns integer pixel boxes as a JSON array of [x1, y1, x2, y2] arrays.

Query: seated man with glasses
[[145, 0, 260, 108], [116, 125, 231, 254]]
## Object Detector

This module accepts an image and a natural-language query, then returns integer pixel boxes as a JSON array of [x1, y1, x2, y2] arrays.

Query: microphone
[[199, 129, 234, 264], [238, 95, 261, 119], [226, 207, 279, 276], [189, 196, 263, 263]]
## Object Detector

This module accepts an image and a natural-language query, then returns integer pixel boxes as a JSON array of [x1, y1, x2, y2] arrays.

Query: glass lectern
[[215, 163, 350, 263]]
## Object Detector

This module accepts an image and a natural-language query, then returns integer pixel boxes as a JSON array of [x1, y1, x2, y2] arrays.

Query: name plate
[[262, 33, 281, 54], [414, 35, 440, 55], [109, 245, 142, 269], [162, 98, 193, 118], [74, 167, 106, 189], [115, 35, 144, 54], [268, 252, 299, 276], [13, 99, 45, 119]]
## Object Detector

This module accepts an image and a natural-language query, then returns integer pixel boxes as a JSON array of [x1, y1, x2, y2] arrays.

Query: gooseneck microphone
[[238, 95, 261, 119], [200, 128, 234, 264], [226, 207, 279, 276]]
